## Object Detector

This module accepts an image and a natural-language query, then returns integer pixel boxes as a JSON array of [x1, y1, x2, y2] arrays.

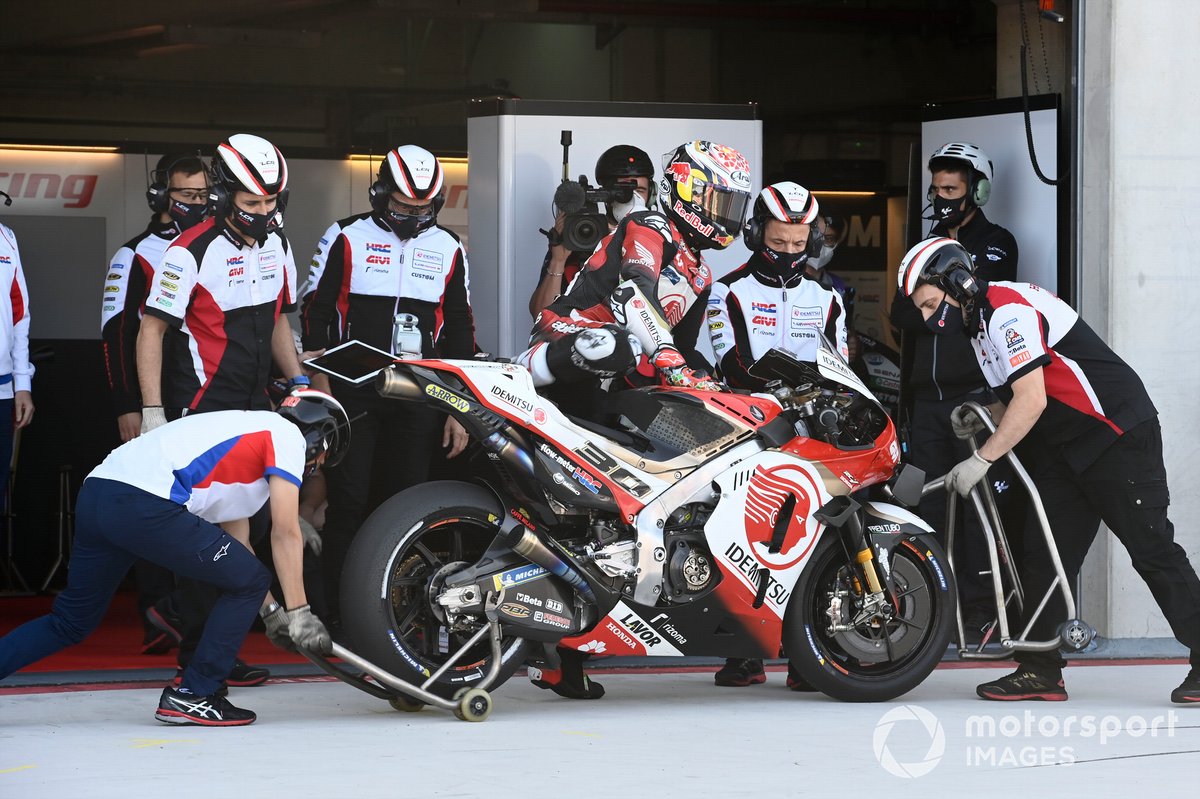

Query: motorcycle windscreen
[[749, 335, 880, 405]]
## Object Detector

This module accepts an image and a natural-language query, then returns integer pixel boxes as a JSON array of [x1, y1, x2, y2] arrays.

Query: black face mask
[[925, 297, 964, 335], [762, 247, 808, 273], [169, 199, 208, 232], [385, 208, 435, 240], [932, 195, 969, 228], [231, 206, 275, 243]]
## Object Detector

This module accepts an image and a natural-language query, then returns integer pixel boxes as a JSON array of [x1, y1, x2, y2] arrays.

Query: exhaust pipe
[[496, 519, 597, 605], [375, 365, 423, 400]]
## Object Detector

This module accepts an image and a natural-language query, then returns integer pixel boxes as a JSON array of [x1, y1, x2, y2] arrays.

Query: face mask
[[231, 207, 275, 243], [932, 195, 968, 228], [925, 297, 964, 335], [169, 199, 208, 231], [385, 209, 435, 240], [610, 191, 647, 223], [762, 247, 808, 272], [810, 244, 835, 271]]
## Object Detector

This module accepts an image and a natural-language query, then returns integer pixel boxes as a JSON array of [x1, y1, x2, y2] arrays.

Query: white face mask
[[810, 244, 836, 270], [610, 191, 647, 223]]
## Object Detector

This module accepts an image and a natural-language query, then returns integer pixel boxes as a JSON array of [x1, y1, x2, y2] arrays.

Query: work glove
[[652, 347, 722, 392], [945, 451, 992, 497], [287, 604, 332, 655], [950, 404, 986, 439], [140, 406, 167, 434], [261, 604, 293, 651], [299, 517, 323, 556]]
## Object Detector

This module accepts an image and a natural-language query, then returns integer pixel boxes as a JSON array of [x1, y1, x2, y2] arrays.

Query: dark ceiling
[[0, 0, 1000, 176]]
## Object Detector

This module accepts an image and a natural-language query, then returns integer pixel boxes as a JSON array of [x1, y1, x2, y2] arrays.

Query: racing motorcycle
[[329, 337, 954, 719]]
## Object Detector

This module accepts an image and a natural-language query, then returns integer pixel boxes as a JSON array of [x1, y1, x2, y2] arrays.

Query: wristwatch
[[259, 601, 282, 620]]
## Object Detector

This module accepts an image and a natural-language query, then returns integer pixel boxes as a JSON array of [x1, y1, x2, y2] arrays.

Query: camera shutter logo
[[872, 705, 945, 778]]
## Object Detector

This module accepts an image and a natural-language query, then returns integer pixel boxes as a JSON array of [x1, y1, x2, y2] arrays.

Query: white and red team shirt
[[708, 255, 848, 390], [973, 281, 1157, 470], [100, 218, 179, 415], [88, 410, 305, 524], [300, 213, 476, 359], [143, 218, 298, 412], [0, 222, 33, 400]]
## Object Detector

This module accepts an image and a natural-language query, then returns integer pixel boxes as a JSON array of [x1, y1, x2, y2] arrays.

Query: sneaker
[[155, 687, 256, 727], [714, 658, 766, 687], [962, 606, 995, 645], [173, 660, 269, 689], [785, 662, 817, 692], [1170, 668, 1200, 704], [977, 669, 1067, 701], [145, 600, 184, 648], [140, 629, 175, 656]]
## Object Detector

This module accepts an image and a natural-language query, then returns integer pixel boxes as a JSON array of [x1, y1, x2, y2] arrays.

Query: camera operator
[[528, 144, 656, 317]]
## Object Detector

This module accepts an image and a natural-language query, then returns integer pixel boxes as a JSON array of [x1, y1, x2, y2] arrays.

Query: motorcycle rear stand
[[300, 598, 507, 722], [925, 400, 1096, 662]]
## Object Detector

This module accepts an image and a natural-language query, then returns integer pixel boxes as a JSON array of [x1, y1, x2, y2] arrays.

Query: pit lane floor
[[2, 661, 1197, 797]]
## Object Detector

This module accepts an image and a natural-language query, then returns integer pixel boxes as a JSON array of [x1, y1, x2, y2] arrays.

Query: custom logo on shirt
[[412, 249, 445, 273]]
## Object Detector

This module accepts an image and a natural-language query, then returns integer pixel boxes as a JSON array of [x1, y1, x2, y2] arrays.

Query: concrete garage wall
[[1076, 1, 1200, 640]]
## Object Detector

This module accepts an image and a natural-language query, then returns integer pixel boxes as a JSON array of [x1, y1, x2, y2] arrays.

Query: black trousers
[[1017, 419, 1200, 673], [909, 394, 1023, 608], [319, 386, 440, 620]]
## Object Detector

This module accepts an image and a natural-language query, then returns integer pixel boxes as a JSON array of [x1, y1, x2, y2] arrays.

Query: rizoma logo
[[424, 384, 469, 412], [365, 242, 390, 253], [366, 254, 391, 265], [0, 172, 98, 208], [751, 302, 776, 313]]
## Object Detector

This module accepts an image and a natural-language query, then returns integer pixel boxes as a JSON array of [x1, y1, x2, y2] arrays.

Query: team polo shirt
[[972, 281, 1157, 470], [101, 218, 179, 414], [144, 218, 297, 412], [88, 410, 305, 524]]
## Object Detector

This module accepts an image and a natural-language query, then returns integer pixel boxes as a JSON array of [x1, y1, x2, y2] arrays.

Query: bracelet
[[143, 405, 163, 409], [547, 271, 565, 278], [287, 375, 311, 388]]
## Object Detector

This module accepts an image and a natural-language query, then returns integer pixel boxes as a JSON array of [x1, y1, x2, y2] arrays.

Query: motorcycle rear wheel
[[783, 533, 955, 702], [340, 481, 535, 700]]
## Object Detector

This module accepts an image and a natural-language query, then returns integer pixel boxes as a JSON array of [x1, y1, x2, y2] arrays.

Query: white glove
[[299, 517, 323, 556], [287, 604, 332, 655], [945, 451, 992, 497], [261, 604, 293, 651], [950, 405, 985, 439], [141, 406, 167, 434]]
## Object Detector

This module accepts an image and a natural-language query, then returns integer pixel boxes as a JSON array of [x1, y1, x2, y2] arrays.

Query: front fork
[[814, 495, 897, 631]]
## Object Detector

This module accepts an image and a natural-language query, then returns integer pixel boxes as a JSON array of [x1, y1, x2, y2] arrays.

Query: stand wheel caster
[[388, 693, 425, 713], [452, 687, 492, 722], [1058, 618, 1095, 652]]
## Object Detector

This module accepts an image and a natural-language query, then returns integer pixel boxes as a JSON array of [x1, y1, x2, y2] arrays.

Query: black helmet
[[595, 145, 654, 186], [276, 389, 351, 472]]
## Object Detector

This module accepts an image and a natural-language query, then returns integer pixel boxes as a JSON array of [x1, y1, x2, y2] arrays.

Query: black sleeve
[[674, 287, 712, 373], [101, 254, 150, 414], [436, 247, 478, 359], [718, 292, 766, 390], [300, 234, 349, 351]]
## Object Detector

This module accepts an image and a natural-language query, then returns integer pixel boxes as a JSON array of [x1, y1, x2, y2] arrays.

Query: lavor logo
[[424, 384, 469, 412]]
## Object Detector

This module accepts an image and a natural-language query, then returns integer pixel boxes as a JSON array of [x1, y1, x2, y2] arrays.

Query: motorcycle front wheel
[[783, 533, 955, 702], [340, 480, 535, 700]]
